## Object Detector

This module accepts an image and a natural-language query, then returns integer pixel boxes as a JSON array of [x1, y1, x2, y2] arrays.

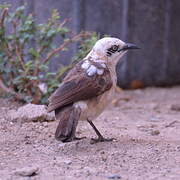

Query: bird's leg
[[87, 119, 114, 144]]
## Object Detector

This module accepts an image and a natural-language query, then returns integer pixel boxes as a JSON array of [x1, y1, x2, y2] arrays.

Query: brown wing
[[47, 61, 112, 112]]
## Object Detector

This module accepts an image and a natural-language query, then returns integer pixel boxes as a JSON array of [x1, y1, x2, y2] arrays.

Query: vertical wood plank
[[84, 0, 124, 38], [117, 0, 167, 88]]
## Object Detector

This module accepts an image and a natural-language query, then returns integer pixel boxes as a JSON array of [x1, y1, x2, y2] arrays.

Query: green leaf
[[0, 4, 96, 104], [47, 29, 56, 37], [26, 76, 38, 80], [13, 76, 24, 85], [29, 48, 40, 58], [45, 72, 56, 78], [39, 64, 48, 71]]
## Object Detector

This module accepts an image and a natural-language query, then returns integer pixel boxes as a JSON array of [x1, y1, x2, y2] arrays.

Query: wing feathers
[[48, 60, 112, 112]]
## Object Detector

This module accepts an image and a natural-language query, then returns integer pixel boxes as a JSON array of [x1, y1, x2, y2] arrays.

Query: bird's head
[[88, 37, 139, 65]]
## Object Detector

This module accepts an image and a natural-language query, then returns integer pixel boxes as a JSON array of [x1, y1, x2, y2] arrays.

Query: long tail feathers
[[55, 105, 81, 142]]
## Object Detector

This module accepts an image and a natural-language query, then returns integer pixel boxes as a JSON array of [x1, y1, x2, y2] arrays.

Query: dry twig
[[0, 77, 25, 101], [0, 8, 8, 27], [165, 120, 178, 128], [42, 32, 91, 64]]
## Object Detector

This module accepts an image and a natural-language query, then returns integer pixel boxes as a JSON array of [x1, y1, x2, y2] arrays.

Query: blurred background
[[1, 0, 180, 89]]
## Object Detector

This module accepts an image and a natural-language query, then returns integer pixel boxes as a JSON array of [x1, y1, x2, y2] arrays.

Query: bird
[[47, 37, 139, 143]]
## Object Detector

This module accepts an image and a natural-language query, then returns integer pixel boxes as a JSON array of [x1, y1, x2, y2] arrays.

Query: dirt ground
[[1, 86, 180, 180]]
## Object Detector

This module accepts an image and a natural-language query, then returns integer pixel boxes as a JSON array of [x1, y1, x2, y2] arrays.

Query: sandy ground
[[1, 86, 180, 180]]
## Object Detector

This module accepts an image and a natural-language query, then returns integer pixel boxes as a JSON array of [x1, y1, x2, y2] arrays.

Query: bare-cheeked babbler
[[48, 37, 139, 143]]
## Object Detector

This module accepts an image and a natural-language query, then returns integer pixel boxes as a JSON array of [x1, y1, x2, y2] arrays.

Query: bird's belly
[[74, 87, 115, 121]]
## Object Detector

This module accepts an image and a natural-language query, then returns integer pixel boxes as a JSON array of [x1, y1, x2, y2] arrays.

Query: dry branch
[[0, 8, 8, 27], [0, 78, 25, 101], [15, 45, 26, 71], [42, 31, 91, 64]]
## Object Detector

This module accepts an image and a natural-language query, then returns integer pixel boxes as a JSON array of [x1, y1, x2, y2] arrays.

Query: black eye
[[112, 45, 118, 51], [106, 45, 119, 56]]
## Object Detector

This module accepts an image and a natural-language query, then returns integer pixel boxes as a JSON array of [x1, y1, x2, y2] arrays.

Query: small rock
[[8, 103, 55, 122], [176, 146, 180, 151], [55, 156, 72, 166], [107, 174, 121, 179], [149, 116, 160, 122], [43, 122, 48, 127], [151, 130, 160, 136], [63, 160, 72, 165], [14, 166, 39, 177], [171, 104, 180, 111], [58, 143, 66, 148]]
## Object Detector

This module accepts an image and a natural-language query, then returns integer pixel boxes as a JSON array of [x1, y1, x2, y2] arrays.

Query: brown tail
[[55, 105, 81, 142]]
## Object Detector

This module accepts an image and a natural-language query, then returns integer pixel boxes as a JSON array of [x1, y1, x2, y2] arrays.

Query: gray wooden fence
[[1, 0, 180, 88]]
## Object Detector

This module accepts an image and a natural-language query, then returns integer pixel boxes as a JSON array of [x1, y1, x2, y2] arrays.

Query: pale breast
[[75, 86, 115, 121], [74, 58, 116, 121]]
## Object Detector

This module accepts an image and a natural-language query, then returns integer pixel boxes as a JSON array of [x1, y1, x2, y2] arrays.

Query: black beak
[[117, 43, 140, 52], [123, 43, 140, 50]]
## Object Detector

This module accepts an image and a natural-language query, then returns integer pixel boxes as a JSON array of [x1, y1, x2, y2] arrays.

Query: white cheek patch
[[81, 60, 90, 70], [86, 65, 97, 76], [97, 69, 104, 75]]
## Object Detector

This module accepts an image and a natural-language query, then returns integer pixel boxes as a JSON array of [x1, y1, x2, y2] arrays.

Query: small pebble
[[107, 174, 121, 179], [14, 166, 39, 177], [64, 160, 72, 165], [171, 104, 180, 111], [151, 130, 160, 136]]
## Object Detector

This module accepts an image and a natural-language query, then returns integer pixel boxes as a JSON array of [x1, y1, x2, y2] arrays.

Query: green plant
[[0, 4, 95, 104], [56, 32, 100, 84], [73, 32, 99, 62]]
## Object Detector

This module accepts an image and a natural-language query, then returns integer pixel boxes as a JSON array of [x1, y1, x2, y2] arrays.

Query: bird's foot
[[73, 136, 86, 141], [90, 137, 115, 144], [62, 136, 86, 143], [87, 119, 115, 144]]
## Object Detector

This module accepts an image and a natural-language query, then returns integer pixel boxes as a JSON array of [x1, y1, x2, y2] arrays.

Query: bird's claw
[[73, 136, 86, 141], [90, 137, 115, 144], [64, 136, 86, 142]]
